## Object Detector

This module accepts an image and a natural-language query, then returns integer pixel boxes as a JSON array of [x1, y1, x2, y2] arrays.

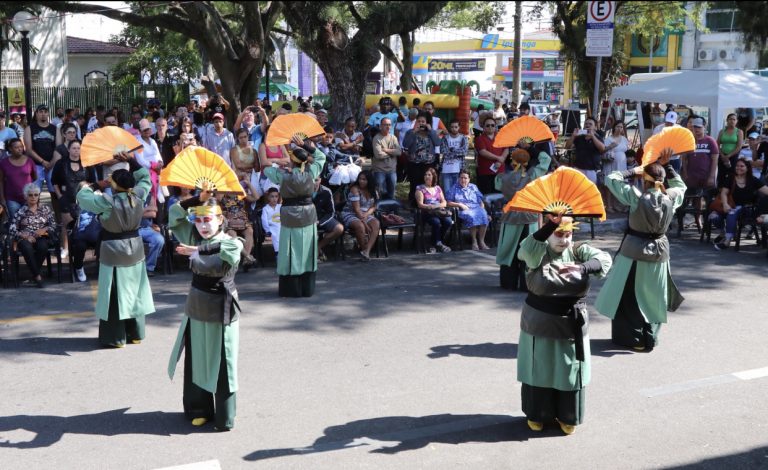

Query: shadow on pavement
[[660, 445, 768, 469], [243, 413, 561, 461], [0, 408, 197, 449], [0, 336, 101, 356], [427, 342, 518, 359], [589, 338, 634, 357]]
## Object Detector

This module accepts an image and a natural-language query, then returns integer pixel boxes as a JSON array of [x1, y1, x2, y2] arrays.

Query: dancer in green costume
[[595, 149, 686, 351], [167, 191, 243, 431], [76, 152, 155, 348], [495, 142, 551, 290], [263, 135, 326, 297], [517, 214, 611, 435]]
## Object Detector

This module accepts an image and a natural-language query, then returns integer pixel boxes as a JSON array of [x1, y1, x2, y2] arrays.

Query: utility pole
[[511, 1, 523, 105]]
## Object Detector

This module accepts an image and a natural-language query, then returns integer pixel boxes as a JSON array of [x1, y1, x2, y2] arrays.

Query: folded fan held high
[[503, 166, 606, 221]]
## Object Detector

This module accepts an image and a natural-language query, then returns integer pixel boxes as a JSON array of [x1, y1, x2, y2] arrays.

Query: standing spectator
[[9, 183, 55, 287], [9, 113, 25, 140], [202, 113, 236, 167], [398, 96, 409, 116], [86, 105, 105, 133], [371, 117, 401, 200], [336, 117, 363, 157], [50, 107, 65, 127], [439, 118, 468, 190], [602, 121, 630, 212], [396, 108, 418, 148], [173, 117, 200, 155], [233, 106, 269, 150], [367, 97, 399, 135], [135, 119, 165, 208], [0, 111, 19, 157], [402, 112, 442, 204], [0, 138, 37, 221], [204, 94, 229, 123], [24, 104, 61, 192], [652, 111, 682, 171], [52, 139, 88, 267], [492, 99, 507, 127], [505, 102, 519, 122], [474, 116, 508, 195], [412, 97, 422, 111], [682, 117, 719, 191], [52, 123, 79, 163], [421, 101, 447, 135], [313, 177, 344, 262], [445, 169, 490, 250], [518, 103, 531, 117], [565, 117, 605, 184], [124, 111, 143, 138], [716, 113, 744, 187], [471, 104, 485, 140], [736, 107, 756, 136], [415, 167, 453, 253], [153, 117, 176, 166]]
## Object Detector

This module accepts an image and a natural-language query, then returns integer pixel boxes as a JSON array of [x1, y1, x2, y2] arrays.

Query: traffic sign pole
[[593, 57, 602, 120]]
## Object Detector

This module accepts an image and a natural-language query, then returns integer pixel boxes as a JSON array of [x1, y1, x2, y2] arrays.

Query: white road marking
[[640, 366, 768, 398], [153, 460, 221, 470]]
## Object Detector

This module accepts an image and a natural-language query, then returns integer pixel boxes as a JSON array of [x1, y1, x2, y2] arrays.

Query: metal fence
[[1, 84, 190, 117]]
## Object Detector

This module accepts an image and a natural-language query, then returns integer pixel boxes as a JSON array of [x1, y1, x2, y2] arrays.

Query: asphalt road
[[1, 230, 767, 470]]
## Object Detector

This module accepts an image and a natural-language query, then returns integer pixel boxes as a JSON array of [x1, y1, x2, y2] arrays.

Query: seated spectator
[[446, 169, 490, 250], [138, 196, 165, 277], [335, 117, 363, 158], [261, 187, 282, 254], [220, 179, 260, 265], [341, 170, 380, 261], [440, 118, 468, 191], [9, 183, 56, 287], [68, 209, 101, 282], [710, 158, 768, 251], [318, 125, 359, 183], [403, 112, 441, 204], [0, 138, 37, 221], [313, 177, 344, 262], [231, 128, 260, 182], [415, 167, 453, 254], [52, 140, 88, 261]]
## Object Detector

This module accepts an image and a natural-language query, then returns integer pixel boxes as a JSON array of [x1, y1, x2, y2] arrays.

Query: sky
[[64, 1, 129, 42]]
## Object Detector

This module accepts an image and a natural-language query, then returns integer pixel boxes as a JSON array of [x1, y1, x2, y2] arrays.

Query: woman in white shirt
[[135, 119, 165, 205], [602, 121, 629, 212]]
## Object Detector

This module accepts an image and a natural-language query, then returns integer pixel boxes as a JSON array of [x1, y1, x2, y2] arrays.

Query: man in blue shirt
[[367, 97, 401, 136], [233, 105, 269, 150]]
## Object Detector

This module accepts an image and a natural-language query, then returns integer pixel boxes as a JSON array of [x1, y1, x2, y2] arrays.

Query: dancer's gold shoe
[[557, 420, 575, 435], [191, 418, 208, 426], [527, 420, 544, 432]]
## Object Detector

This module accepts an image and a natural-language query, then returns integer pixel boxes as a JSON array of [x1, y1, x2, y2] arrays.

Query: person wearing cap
[[739, 131, 766, 180], [516, 212, 612, 435], [652, 111, 682, 172], [167, 187, 244, 432], [596, 149, 686, 352], [717, 113, 744, 187], [367, 97, 400, 136], [24, 104, 61, 193], [76, 151, 155, 348], [682, 117, 719, 192], [263, 135, 327, 297], [315, 108, 329, 127], [135, 118, 165, 212], [202, 113, 236, 168]]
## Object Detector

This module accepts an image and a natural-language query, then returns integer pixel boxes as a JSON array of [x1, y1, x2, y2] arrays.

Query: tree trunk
[[400, 31, 415, 92], [511, 1, 523, 104]]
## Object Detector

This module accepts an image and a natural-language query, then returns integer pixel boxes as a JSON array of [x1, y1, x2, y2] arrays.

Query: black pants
[[500, 226, 529, 291], [183, 323, 236, 430], [612, 262, 661, 351], [476, 174, 497, 195], [407, 162, 435, 204], [17, 238, 49, 278], [521, 383, 585, 426], [423, 214, 453, 247], [69, 237, 89, 270]]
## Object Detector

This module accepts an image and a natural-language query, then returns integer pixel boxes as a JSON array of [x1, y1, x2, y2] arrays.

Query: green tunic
[[516, 236, 612, 391], [595, 171, 686, 324], [495, 151, 551, 266], [167, 203, 243, 394], [264, 149, 326, 276], [76, 167, 155, 321]]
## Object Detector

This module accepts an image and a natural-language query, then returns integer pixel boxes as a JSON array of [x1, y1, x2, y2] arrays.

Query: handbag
[[709, 180, 736, 214], [427, 207, 452, 218]]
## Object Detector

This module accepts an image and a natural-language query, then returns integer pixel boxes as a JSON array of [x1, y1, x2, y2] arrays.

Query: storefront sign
[[428, 58, 486, 72]]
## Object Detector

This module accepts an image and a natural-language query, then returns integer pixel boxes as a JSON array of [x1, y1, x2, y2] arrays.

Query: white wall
[[2, 11, 68, 87], [68, 55, 126, 87]]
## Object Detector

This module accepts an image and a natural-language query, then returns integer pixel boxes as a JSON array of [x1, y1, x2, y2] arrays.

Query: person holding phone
[[402, 112, 442, 205], [565, 117, 606, 184]]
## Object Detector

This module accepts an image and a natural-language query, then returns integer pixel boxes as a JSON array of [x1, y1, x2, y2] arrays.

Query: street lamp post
[[12, 10, 38, 123]]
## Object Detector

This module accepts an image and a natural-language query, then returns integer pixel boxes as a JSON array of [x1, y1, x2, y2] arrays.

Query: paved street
[[1, 232, 768, 469]]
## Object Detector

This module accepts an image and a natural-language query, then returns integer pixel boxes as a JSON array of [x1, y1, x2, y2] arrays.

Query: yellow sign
[[9, 87, 25, 106], [414, 36, 560, 55]]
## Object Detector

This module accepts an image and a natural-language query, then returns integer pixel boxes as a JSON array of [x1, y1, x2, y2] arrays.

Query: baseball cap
[[139, 119, 152, 131], [316, 108, 328, 115], [36, 104, 49, 112], [664, 111, 678, 124], [691, 117, 705, 127], [312, 102, 322, 110], [212, 113, 225, 121], [748, 131, 760, 139]]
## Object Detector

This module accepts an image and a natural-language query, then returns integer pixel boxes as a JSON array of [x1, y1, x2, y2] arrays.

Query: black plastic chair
[[483, 193, 506, 247], [9, 227, 63, 287], [376, 199, 417, 257]]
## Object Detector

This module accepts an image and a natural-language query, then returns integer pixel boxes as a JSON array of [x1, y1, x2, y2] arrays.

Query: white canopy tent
[[610, 64, 768, 143]]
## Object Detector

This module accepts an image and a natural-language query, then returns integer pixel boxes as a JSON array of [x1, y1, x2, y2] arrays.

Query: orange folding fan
[[81, 127, 144, 167], [503, 166, 606, 221], [265, 113, 326, 146], [642, 127, 695, 166], [160, 146, 246, 199], [494, 115, 555, 148]]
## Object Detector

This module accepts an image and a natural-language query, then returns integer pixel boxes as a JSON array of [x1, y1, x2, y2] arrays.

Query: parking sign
[[586, 1, 615, 57]]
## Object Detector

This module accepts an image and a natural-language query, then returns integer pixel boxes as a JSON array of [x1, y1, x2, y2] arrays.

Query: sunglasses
[[485, 124, 496, 128], [28, 193, 41, 197]]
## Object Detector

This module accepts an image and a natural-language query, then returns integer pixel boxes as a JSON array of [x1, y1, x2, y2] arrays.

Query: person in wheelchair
[[9, 183, 56, 287]]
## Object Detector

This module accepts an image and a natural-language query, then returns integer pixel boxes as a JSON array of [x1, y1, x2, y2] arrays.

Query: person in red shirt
[[474, 116, 508, 194]]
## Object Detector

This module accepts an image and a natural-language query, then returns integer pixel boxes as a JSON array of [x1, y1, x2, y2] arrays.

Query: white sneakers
[[60, 248, 69, 259], [76, 268, 87, 282]]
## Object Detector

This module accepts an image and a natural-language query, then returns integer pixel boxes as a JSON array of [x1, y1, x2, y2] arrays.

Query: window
[[705, 1, 739, 32], [0, 69, 43, 87]]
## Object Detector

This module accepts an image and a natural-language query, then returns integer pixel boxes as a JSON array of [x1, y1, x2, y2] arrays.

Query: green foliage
[[428, 1, 508, 33], [733, 1, 768, 52]]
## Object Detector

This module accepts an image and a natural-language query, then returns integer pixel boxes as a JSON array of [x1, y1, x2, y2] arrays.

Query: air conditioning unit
[[719, 48, 740, 60], [698, 49, 715, 61]]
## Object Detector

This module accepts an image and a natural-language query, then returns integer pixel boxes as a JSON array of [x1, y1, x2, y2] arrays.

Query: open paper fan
[[81, 127, 144, 167], [495, 115, 555, 148], [642, 127, 695, 166], [503, 166, 606, 221], [160, 146, 246, 199], [265, 113, 325, 146]]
